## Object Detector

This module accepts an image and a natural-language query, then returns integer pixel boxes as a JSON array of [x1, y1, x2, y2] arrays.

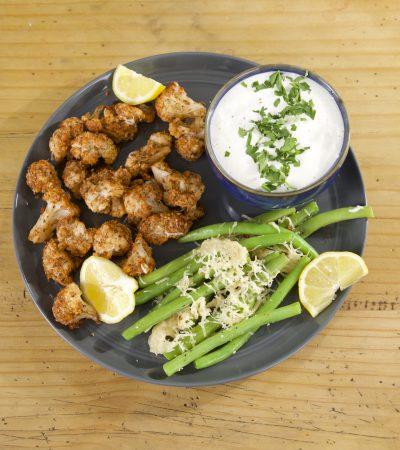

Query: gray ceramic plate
[[13, 52, 367, 386]]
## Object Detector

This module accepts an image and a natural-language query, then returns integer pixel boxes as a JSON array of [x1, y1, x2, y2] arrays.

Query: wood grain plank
[[0, 1, 399, 449]]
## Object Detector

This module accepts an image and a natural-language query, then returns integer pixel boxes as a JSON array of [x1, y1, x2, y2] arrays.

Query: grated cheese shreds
[[148, 238, 280, 354], [269, 221, 281, 232], [349, 205, 363, 213], [278, 215, 294, 230], [175, 273, 192, 296]]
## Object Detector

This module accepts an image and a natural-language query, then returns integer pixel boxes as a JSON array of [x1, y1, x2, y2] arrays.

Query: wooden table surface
[[1, 1, 399, 449]]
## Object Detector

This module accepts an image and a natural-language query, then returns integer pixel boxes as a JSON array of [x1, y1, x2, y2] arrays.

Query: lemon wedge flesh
[[299, 251, 368, 317], [80, 256, 138, 324], [112, 64, 165, 105]]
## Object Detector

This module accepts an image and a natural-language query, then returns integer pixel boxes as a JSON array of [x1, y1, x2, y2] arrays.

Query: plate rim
[[12, 51, 368, 387]]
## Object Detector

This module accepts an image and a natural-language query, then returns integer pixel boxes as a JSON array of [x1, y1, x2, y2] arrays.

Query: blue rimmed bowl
[[205, 64, 350, 209]]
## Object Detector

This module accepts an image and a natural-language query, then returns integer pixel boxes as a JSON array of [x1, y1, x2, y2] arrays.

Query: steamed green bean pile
[[122, 202, 374, 376]]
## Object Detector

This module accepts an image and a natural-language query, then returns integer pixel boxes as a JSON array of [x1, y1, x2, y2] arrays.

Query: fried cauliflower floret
[[155, 82, 206, 122], [82, 103, 155, 143], [70, 131, 118, 165], [93, 220, 132, 259], [185, 204, 205, 221], [138, 211, 192, 245], [62, 160, 88, 199], [80, 167, 131, 217], [42, 238, 80, 286], [151, 161, 205, 212], [125, 131, 172, 177], [28, 188, 80, 244], [121, 233, 155, 277], [26, 160, 61, 195], [49, 117, 84, 163], [169, 116, 205, 161], [56, 217, 94, 257], [52, 282, 99, 329], [123, 179, 168, 224]]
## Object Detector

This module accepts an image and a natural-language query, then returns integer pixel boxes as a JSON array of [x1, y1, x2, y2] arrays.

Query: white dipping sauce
[[210, 71, 345, 192]]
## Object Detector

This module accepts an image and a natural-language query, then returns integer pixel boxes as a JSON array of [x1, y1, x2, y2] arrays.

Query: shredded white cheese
[[148, 238, 280, 354], [269, 221, 281, 233], [348, 205, 363, 213]]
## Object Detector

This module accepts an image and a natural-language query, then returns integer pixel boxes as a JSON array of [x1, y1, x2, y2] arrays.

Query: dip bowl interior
[[205, 64, 350, 209]]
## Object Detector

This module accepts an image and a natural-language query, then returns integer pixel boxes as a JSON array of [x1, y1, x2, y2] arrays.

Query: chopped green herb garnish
[[224, 151, 231, 157], [241, 81, 248, 87], [238, 127, 247, 137], [238, 70, 316, 191]]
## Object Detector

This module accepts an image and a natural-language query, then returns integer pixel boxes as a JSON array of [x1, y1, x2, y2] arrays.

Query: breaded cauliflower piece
[[70, 131, 118, 165], [52, 282, 99, 329], [93, 220, 132, 259], [82, 103, 155, 143], [121, 233, 155, 277], [49, 117, 84, 163], [26, 160, 61, 195], [28, 187, 80, 244], [62, 160, 88, 199], [123, 179, 168, 224], [80, 167, 131, 217], [125, 131, 172, 177], [56, 217, 94, 257], [138, 211, 192, 245], [185, 204, 205, 221], [43, 238, 80, 286], [151, 161, 204, 212], [155, 82, 206, 122], [169, 116, 205, 161]]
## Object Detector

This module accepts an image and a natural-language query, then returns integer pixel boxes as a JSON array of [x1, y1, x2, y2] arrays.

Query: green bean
[[135, 259, 202, 305], [281, 201, 319, 229], [298, 205, 374, 238], [151, 271, 206, 311], [193, 257, 310, 369], [194, 332, 253, 369], [163, 302, 302, 376], [178, 222, 285, 244], [163, 253, 289, 360], [138, 250, 194, 288], [122, 280, 223, 341], [240, 232, 318, 259], [251, 208, 296, 224]]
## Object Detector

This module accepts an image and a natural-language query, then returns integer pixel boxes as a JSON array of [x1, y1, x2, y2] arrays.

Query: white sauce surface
[[210, 71, 345, 192]]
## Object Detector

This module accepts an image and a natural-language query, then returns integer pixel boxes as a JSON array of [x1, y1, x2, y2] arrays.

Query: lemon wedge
[[112, 64, 165, 105], [298, 252, 368, 317], [80, 256, 138, 324]]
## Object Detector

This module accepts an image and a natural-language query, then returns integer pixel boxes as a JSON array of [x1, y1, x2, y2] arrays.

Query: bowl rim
[[205, 63, 350, 198]]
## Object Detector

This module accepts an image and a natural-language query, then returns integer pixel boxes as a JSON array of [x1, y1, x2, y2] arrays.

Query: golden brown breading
[[185, 204, 205, 221], [82, 103, 156, 143], [26, 160, 61, 195], [70, 131, 118, 165], [79, 167, 130, 217], [49, 117, 84, 163], [138, 211, 192, 245], [56, 217, 94, 257], [125, 131, 172, 177], [52, 282, 99, 329], [169, 117, 205, 161], [121, 233, 155, 277], [155, 82, 206, 122], [42, 238, 80, 286], [62, 160, 88, 199], [93, 220, 132, 259], [151, 161, 204, 212], [123, 179, 168, 224], [28, 187, 80, 244]]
